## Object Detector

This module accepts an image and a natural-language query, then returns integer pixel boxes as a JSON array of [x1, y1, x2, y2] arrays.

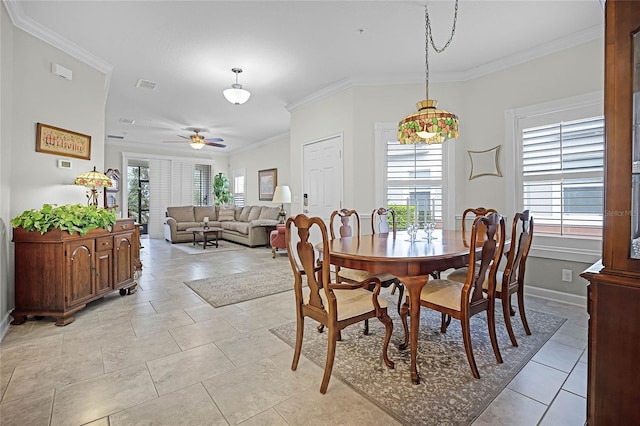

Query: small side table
[[186, 227, 223, 249]]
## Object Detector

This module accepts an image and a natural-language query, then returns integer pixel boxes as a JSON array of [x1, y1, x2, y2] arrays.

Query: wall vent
[[107, 134, 125, 140], [119, 118, 135, 125], [135, 79, 157, 90]]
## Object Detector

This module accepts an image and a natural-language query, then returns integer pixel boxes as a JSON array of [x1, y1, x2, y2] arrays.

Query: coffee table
[[186, 227, 223, 249]]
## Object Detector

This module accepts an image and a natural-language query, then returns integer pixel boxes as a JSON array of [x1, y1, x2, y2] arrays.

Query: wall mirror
[[468, 145, 502, 180]]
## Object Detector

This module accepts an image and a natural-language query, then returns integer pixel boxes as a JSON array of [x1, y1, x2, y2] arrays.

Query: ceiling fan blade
[[178, 135, 190, 140], [162, 141, 186, 143], [205, 137, 224, 143], [204, 141, 226, 148]]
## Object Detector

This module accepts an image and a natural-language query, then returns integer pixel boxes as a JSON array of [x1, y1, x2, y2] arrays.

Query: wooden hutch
[[11, 218, 140, 326], [580, 1, 640, 424]]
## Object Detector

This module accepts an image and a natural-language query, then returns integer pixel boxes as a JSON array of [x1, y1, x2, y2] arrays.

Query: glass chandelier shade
[[74, 166, 112, 206], [189, 142, 205, 150], [398, 100, 459, 144], [398, 2, 460, 145], [223, 68, 251, 105]]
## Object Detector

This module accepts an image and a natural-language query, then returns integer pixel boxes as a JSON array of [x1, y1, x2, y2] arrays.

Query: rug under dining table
[[270, 303, 565, 426]]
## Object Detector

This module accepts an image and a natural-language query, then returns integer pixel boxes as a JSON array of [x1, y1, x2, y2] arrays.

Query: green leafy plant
[[213, 172, 233, 206], [11, 204, 117, 236]]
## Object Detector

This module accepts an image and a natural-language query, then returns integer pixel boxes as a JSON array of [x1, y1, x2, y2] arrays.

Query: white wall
[[10, 28, 108, 217], [289, 89, 354, 216], [0, 2, 14, 338], [229, 133, 290, 207]]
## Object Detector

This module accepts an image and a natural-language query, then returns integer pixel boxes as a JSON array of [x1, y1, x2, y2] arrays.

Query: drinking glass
[[424, 221, 436, 242]]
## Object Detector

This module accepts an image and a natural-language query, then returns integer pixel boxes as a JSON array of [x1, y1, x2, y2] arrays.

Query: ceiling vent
[[135, 79, 157, 90], [119, 118, 135, 125], [107, 134, 125, 140]]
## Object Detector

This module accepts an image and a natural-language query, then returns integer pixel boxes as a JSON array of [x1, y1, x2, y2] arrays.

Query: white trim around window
[[504, 91, 603, 263]]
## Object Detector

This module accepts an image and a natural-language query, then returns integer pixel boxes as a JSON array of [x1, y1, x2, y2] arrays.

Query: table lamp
[[74, 166, 112, 206], [272, 185, 291, 223]]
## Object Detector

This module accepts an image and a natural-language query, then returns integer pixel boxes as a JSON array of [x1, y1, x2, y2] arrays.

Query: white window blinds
[[522, 116, 604, 237], [233, 170, 246, 207], [386, 140, 443, 227]]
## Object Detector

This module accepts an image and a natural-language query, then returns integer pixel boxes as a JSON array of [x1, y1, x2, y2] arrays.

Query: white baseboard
[[0, 311, 11, 342], [525, 284, 587, 308]]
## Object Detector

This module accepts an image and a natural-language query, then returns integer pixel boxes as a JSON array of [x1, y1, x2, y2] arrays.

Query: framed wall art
[[258, 168, 277, 201], [468, 145, 502, 180], [36, 122, 91, 160]]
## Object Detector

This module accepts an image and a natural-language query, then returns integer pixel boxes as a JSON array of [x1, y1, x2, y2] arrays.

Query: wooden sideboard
[[11, 218, 139, 326]]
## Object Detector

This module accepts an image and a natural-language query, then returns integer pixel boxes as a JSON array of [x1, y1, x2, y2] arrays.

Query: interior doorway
[[127, 165, 150, 234]]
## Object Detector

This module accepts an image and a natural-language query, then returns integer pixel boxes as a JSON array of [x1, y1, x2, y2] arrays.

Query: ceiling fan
[[163, 129, 226, 149]]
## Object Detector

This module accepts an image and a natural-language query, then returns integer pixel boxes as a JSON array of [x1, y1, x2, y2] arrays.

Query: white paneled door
[[302, 134, 343, 221]]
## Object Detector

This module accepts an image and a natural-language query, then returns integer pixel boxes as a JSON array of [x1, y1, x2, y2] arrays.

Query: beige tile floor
[[0, 237, 588, 425]]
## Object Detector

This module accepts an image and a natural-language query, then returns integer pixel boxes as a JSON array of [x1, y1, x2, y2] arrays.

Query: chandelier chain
[[424, 0, 459, 100]]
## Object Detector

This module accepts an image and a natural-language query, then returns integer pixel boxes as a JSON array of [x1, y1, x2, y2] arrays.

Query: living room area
[[1, 1, 617, 424]]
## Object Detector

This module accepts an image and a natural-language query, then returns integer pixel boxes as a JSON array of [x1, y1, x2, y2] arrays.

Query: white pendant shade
[[223, 68, 251, 105], [189, 142, 205, 150], [223, 86, 251, 105]]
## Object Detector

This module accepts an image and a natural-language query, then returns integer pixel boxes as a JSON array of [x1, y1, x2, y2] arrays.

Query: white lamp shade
[[189, 142, 205, 150], [272, 186, 291, 204], [223, 87, 251, 105]]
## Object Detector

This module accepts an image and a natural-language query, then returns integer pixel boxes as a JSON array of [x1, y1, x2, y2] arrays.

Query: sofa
[[164, 205, 281, 247]]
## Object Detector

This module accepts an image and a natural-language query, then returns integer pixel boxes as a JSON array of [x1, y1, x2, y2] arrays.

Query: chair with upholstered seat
[[330, 208, 403, 334], [371, 208, 404, 296], [270, 224, 286, 258], [445, 207, 499, 282], [399, 212, 506, 379], [285, 214, 394, 394]]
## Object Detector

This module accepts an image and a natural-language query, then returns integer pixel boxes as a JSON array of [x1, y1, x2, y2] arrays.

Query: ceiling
[[7, 1, 604, 154]]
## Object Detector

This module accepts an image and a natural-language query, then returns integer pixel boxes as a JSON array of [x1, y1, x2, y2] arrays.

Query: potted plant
[[11, 203, 117, 236], [213, 172, 233, 205]]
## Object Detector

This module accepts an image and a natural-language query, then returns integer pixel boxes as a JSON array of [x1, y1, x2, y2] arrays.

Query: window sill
[[530, 234, 601, 263]]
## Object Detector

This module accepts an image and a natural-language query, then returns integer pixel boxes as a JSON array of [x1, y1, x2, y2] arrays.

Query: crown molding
[[228, 131, 290, 155], [3, 0, 113, 75], [285, 79, 352, 112]]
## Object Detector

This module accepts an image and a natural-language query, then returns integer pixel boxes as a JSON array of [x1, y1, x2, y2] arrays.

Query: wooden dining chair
[[488, 210, 534, 346], [399, 212, 506, 379], [446, 207, 499, 282], [371, 207, 404, 295], [285, 214, 394, 393], [330, 208, 403, 334]]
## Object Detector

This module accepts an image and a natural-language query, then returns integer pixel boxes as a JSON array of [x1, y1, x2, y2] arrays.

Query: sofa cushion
[[238, 206, 252, 222], [248, 206, 262, 222], [167, 206, 195, 223], [177, 222, 201, 231], [218, 206, 236, 222], [194, 206, 217, 222], [233, 222, 250, 235], [259, 206, 280, 221]]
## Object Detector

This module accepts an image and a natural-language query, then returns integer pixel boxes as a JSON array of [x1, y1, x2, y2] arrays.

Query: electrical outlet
[[562, 269, 573, 282]]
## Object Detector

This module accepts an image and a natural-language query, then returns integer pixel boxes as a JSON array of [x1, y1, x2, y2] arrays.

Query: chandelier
[[398, 1, 460, 144]]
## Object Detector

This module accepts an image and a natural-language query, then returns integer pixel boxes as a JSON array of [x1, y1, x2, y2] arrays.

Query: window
[[193, 164, 211, 206], [233, 169, 246, 207], [386, 140, 443, 228], [522, 116, 604, 237]]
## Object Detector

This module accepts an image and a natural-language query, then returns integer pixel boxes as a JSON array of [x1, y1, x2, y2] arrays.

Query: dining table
[[327, 229, 502, 384]]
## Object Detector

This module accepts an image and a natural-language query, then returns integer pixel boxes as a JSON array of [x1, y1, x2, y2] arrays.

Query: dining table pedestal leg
[[398, 275, 430, 384]]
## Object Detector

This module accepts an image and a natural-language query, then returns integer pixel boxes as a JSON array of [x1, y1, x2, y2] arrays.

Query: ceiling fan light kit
[[223, 68, 251, 105], [163, 129, 226, 149]]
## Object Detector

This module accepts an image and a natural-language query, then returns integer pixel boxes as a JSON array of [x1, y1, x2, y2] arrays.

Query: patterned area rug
[[270, 303, 565, 425], [184, 261, 293, 307], [172, 241, 247, 255]]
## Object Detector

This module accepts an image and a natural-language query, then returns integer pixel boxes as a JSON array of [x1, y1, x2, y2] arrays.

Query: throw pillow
[[259, 206, 280, 221], [194, 206, 217, 222], [218, 206, 236, 222], [247, 206, 262, 222], [238, 206, 252, 222]]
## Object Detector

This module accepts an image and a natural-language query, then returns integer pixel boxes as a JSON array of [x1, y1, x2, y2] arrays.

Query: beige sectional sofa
[[164, 205, 280, 247]]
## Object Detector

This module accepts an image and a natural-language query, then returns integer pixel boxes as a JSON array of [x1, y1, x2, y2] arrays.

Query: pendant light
[[398, 1, 460, 144], [223, 68, 251, 105]]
